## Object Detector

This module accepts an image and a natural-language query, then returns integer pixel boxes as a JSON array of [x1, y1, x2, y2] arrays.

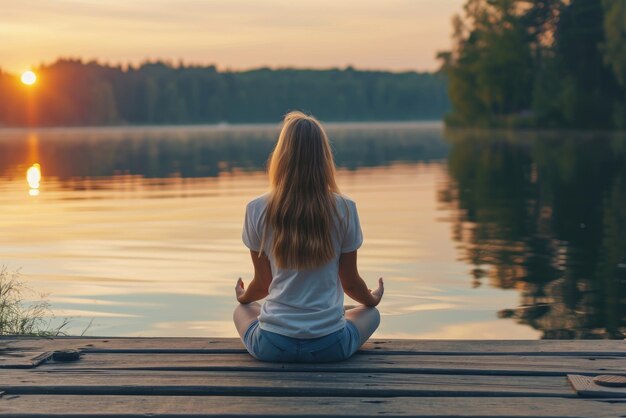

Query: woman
[[233, 111, 384, 363]]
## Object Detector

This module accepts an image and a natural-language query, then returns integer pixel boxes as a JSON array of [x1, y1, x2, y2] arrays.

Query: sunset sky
[[2, 0, 464, 74]]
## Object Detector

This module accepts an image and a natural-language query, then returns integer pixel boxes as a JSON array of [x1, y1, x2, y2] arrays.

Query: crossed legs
[[233, 302, 261, 340], [345, 305, 380, 346], [233, 302, 380, 346]]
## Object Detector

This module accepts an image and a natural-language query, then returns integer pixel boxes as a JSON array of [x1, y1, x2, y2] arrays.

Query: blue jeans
[[243, 320, 361, 363]]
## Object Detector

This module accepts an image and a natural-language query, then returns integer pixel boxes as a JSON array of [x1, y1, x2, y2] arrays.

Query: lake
[[0, 122, 624, 339]]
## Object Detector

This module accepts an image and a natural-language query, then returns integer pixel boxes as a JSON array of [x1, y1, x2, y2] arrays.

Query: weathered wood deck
[[1, 337, 625, 417]]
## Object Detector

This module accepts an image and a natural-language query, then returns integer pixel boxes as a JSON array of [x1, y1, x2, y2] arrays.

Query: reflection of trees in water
[[0, 124, 448, 182], [440, 130, 626, 339]]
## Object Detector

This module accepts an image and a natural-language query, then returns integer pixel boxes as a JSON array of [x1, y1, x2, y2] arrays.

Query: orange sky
[[1, 0, 464, 74]]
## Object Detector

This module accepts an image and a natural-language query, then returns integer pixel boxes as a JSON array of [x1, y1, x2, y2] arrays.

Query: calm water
[[1, 122, 624, 339]]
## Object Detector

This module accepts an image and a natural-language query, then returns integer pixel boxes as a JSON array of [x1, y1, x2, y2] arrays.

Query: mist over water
[[1, 122, 624, 339]]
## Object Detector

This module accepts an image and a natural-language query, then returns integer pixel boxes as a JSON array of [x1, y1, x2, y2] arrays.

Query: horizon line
[[2, 57, 444, 77]]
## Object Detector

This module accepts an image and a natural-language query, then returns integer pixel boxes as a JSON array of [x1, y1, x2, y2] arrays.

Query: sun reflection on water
[[26, 163, 41, 196]]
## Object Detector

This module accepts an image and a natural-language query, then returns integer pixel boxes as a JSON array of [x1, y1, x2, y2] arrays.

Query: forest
[[439, 0, 626, 129], [0, 60, 449, 127]]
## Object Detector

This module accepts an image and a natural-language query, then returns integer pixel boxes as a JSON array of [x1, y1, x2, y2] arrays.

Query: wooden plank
[[1, 395, 624, 417], [38, 353, 626, 376], [362, 339, 626, 356], [1, 337, 242, 352], [0, 351, 51, 369], [568, 374, 626, 398], [3, 337, 625, 356], [0, 370, 574, 397]]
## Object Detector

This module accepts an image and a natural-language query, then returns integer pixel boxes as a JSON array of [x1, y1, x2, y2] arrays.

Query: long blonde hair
[[261, 111, 342, 270]]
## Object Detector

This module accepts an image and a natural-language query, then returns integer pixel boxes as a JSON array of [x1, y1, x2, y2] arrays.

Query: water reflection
[[440, 130, 626, 339], [0, 122, 447, 184], [26, 163, 41, 196], [0, 123, 624, 339]]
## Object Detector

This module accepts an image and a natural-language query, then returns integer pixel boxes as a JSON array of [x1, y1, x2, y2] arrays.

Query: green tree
[[441, 0, 625, 129], [0, 59, 451, 127], [441, 0, 534, 127], [601, 0, 626, 127]]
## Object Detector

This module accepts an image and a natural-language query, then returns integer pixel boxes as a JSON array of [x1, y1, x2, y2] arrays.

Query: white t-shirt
[[242, 192, 363, 339]]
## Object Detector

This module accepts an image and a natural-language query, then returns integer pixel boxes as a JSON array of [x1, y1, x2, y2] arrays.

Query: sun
[[21, 70, 37, 86]]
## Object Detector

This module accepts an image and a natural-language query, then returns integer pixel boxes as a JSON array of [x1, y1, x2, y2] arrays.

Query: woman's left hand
[[235, 277, 246, 302]]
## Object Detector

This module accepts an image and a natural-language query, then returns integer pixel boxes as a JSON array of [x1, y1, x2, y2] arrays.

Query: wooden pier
[[1, 337, 625, 417]]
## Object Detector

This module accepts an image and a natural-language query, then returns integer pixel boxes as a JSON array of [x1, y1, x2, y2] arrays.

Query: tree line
[[439, 0, 626, 129], [0, 60, 449, 127]]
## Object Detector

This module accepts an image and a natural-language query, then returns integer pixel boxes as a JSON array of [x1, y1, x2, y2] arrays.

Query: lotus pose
[[233, 111, 384, 362]]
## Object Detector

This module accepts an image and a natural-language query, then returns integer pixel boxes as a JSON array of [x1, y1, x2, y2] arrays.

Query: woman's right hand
[[370, 277, 384, 306], [235, 277, 246, 303]]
